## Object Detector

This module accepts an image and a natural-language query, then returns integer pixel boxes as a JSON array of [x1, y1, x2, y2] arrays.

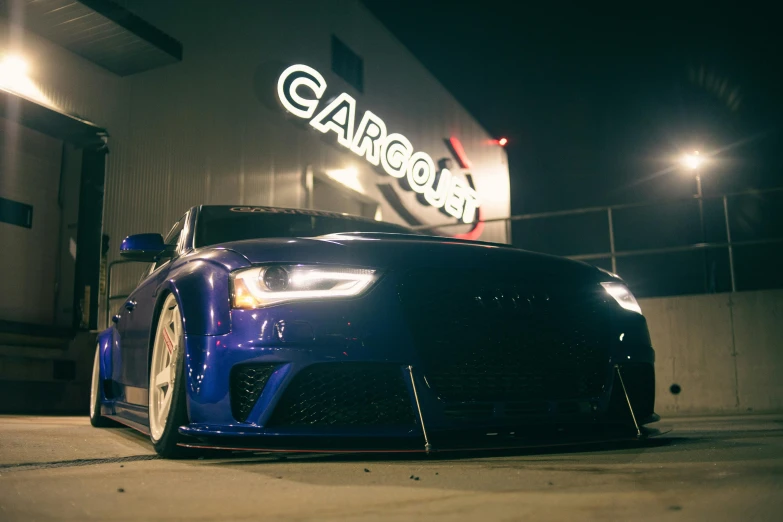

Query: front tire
[[89, 343, 113, 427], [148, 293, 191, 458]]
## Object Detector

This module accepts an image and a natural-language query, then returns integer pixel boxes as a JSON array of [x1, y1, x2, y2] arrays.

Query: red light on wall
[[448, 136, 473, 169], [454, 208, 485, 241], [498, 137, 508, 146]]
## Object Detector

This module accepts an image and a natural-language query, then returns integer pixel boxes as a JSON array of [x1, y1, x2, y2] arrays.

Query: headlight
[[231, 265, 380, 309], [601, 282, 642, 315]]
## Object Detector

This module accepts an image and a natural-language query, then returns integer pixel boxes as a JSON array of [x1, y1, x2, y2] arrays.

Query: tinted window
[[150, 214, 186, 273], [163, 217, 186, 248], [194, 206, 411, 247]]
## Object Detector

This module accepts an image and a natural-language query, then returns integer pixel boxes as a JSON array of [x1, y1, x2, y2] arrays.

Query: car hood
[[210, 233, 604, 283]]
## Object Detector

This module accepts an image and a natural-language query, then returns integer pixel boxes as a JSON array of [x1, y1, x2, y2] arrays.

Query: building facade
[[0, 0, 509, 409]]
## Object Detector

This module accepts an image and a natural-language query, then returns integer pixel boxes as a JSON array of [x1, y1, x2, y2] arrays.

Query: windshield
[[194, 206, 413, 247]]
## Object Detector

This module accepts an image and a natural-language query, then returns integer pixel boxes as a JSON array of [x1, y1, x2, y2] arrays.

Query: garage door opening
[[1, 118, 63, 325], [0, 89, 107, 336]]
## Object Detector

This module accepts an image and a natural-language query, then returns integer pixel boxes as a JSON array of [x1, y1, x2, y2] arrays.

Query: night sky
[[363, 1, 782, 215]]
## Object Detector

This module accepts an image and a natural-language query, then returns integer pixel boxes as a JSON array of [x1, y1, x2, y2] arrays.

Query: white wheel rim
[[90, 344, 100, 418], [149, 294, 183, 441]]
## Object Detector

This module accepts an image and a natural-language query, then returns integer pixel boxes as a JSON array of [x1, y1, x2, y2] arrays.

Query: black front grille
[[398, 269, 611, 404], [268, 363, 416, 427], [507, 401, 552, 417], [230, 364, 278, 422], [443, 402, 494, 420]]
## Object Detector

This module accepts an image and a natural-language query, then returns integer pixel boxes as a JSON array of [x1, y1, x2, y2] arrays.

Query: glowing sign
[[277, 64, 480, 223]]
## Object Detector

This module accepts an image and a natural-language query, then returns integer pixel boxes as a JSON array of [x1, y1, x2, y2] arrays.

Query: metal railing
[[415, 186, 783, 295]]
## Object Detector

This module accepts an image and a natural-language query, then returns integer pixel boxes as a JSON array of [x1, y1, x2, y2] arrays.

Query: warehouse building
[[0, 0, 510, 410]]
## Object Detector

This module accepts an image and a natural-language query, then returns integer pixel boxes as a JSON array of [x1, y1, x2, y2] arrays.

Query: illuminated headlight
[[601, 282, 642, 315], [231, 265, 380, 309]]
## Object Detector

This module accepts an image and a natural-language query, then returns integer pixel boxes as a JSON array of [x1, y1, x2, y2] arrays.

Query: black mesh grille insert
[[230, 364, 277, 422], [398, 269, 612, 404], [443, 402, 494, 421], [268, 363, 416, 427]]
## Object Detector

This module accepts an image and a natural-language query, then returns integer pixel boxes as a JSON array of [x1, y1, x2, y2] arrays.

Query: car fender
[[159, 259, 233, 336], [97, 327, 116, 384]]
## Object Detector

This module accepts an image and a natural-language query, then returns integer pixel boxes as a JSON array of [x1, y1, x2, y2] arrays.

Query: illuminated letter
[[350, 111, 387, 166], [444, 177, 469, 221], [309, 93, 357, 148], [277, 64, 327, 119], [424, 168, 452, 208], [380, 133, 413, 178], [461, 188, 479, 224], [406, 152, 436, 194]]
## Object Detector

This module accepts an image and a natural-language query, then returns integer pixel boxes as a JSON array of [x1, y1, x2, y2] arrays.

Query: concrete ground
[[1, 415, 781, 521]]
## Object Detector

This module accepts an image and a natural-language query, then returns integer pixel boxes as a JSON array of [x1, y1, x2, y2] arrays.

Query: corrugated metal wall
[[2, 0, 511, 328]]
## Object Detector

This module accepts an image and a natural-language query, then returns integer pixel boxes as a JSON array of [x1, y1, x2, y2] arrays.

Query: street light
[[681, 151, 703, 171], [681, 150, 705, 226], [681, 151, 709, 291], [681, 150, 705, 204]]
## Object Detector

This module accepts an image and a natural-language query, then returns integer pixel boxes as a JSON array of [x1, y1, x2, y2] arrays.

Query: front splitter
[[177, 425, 668, 454]]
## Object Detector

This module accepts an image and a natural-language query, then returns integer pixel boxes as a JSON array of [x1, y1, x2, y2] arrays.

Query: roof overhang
[[0, 0, 182, 76], [1, 86, 107, 147]]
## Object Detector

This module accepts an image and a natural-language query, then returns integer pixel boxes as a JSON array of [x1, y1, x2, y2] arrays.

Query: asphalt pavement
[[1, 414, 781, 521]]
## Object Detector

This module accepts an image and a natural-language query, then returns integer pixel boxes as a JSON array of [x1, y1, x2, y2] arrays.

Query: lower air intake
[[230, 364, 277, 423], [268, 363, 416, 427]]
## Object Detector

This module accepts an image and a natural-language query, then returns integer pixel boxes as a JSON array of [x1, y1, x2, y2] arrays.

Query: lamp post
[[682, 151, 709, 291]]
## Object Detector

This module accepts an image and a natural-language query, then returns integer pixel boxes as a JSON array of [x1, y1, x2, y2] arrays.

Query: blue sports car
[[90, 205, 657, 457]]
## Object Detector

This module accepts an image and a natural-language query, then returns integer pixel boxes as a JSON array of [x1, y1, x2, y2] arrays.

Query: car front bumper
[[178, 274, 656, 450]]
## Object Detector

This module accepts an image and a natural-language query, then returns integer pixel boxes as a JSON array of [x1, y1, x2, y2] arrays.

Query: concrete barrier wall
[[641, 289, 783, 414]]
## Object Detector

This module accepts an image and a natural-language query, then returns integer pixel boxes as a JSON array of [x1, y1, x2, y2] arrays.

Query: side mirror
[[120, 233, 172, 262]]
